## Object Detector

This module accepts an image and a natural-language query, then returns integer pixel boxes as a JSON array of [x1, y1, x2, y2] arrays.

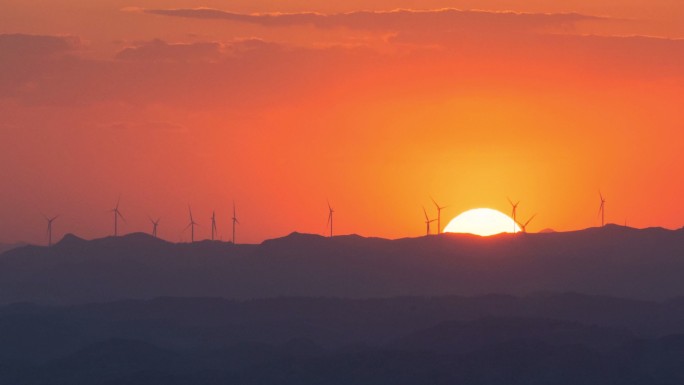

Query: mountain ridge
[[0, 226, 683, 304]]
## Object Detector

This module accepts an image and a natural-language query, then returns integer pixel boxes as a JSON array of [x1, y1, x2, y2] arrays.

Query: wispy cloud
[[0, 33, 80, 57], [116, 39, 223, 62], [144, 8, 601, 32]]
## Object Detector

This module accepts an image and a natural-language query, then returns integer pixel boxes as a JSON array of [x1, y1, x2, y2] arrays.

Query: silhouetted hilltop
[[0, 242, 27, 254], [1, 227, 684, 304]]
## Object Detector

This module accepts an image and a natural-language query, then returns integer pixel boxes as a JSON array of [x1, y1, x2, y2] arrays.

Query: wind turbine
[[423, 206, 436, 236], [185, 205, 198, 243], [231, 201, 239, 244], [110, 197, 125, 237], [518, 214, 537, 234], [211, 210, 218, 241], [598, 192, 606, 227], [44, 214, 59, 247], [149, 217, 160, 238], [430, 197, 447, 235], [327, 201, 334, 239], [508, 197, 520, 233]]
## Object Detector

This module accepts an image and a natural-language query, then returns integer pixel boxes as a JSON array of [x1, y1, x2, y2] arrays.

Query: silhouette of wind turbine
[[518, 214, 537, 234], [423, 206, 436, 236], [327, 201, 334, 239], [185, 205, 198, 243], [211, 210, 218, 241], [598, 191, 606, 227], [44, 214, 59, 247], [430, 197, 447, 235], [231, 201, 239, 244], [110, 197, 125, 237], [149, 217, 160, 238], [508, 197, 520, 233]]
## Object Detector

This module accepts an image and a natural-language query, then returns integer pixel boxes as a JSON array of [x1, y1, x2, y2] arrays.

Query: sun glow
[[444, 208, 520, 236]]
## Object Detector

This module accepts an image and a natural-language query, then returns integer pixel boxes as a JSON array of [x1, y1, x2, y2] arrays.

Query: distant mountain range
[[1, 224, 683, 304], [2, 294, 684, 384]]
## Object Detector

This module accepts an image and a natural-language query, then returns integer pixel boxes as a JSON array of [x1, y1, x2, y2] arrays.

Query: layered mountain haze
[[3, 294, 684, 384], [2, 226, 683, 304]]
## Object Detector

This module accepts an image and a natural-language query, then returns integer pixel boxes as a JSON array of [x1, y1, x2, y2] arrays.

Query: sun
[[444, 208, 520, 236]]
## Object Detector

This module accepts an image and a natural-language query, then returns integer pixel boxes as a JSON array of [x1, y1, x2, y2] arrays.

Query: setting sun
[[444, 208, 520, 236]]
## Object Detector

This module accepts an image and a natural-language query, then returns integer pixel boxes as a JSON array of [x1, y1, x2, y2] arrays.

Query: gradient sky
[[1, 0, 683, 244]]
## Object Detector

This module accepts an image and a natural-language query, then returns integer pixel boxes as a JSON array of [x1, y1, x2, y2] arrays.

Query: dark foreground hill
[[1, 225, 684, 304], [2, 294, 684, 384]]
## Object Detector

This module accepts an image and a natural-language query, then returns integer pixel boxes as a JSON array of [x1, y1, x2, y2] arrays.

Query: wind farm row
[[43, 198, 240, 247], [38, 192, 610, 247]]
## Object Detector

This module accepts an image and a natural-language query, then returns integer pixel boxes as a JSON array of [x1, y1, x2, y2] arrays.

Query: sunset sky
[[1, 0, 683, 244]]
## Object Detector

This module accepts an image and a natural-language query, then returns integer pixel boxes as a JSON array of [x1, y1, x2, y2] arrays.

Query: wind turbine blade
[[430, 196, 439, 208], [422, 206, 428, 221], [117, 211, 126, 222], [524, 214, 537, 227]]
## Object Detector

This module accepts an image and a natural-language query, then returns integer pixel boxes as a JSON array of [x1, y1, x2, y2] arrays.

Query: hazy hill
[[1, 295, 684, 384], [0, 242, 26, 255], [1, 225, 683, 304]]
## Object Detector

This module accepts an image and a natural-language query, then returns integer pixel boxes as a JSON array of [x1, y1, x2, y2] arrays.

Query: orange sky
[[1, 0, 683, 244]]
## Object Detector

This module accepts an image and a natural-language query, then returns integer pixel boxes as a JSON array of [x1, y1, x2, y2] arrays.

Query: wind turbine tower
[[150, 217, 160, 238], [599, 192, 606, 227], [519, 214, 537, 234], [423, 206, 436, 236], [44, 215, 58, 247], [431, 197, 447, 235], [327, 201, 334, 238], [231, 201, 239, 244], [508, 198, 520, 233], [211, 210, 218, 241], [186, 206, 198, 243], [111, 198, 125, 237]]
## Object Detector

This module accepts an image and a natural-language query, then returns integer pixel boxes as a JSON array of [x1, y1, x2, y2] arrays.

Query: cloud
[[228, 38, 281, 53], [144, 8, 600, 33], [0, 33, 79, 57], [0, 34, 81, 99], [2, 29, 684, 110], [116, 39, 223, 62]]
